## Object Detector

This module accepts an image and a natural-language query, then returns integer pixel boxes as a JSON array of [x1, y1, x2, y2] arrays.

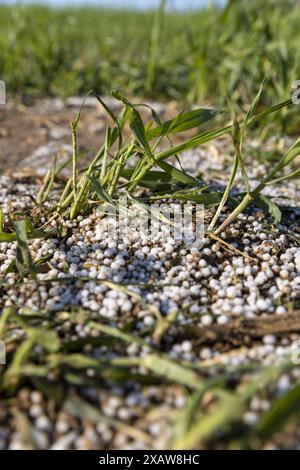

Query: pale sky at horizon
[[0, 0, 225, 10]]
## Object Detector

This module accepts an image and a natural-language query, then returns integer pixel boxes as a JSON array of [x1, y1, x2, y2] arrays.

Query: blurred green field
[[0, 0, 299, 113]]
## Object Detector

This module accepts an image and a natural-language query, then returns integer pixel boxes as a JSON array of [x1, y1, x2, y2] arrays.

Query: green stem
[[208, 152, 239, 231], [108, 143, 134, 197], [58, 178, 73, 209], [213, 172, 277, 235], [69, 145, 105, 219], [213, 192, 254, 235], [71, 121, 78, 202], [146, 0, 166, 93]]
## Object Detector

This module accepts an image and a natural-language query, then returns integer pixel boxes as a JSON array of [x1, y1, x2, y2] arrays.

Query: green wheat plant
[[43, 85, 298, 235]]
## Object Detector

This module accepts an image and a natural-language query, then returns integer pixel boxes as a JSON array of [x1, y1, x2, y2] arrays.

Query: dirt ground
[[0, 96, 171, 174], [0, 97, 110, 172]]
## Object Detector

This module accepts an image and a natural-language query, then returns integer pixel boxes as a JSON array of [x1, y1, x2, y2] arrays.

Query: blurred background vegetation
[[0, 0, 299, 115]]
